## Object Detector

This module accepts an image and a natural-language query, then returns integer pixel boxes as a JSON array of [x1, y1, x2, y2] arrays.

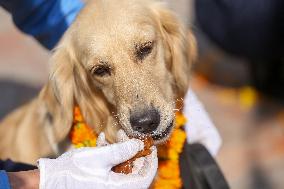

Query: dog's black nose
[[130, 108, 160, 134]]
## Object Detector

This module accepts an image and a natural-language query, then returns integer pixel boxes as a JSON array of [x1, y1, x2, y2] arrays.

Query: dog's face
[[49, 0, 196, 143]]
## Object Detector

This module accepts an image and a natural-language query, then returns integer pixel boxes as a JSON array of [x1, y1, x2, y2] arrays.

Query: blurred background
[[0, 0, 284, 188]]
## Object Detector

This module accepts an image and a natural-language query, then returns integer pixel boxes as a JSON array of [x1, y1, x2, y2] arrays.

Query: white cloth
[[183, 89, 222, 156], [38, 133, 158, 189]]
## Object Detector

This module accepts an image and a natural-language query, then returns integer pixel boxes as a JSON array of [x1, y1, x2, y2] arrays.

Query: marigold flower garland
[[70, 107, 187, 189]]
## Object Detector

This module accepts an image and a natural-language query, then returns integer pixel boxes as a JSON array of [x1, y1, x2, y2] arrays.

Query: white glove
[[183, 88, 222, 156], [38, 131, 158, 189], [101, 130, 158, 175]]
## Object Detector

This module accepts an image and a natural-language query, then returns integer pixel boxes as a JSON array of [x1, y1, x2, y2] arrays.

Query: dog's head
[[48, 0, 196, 143]]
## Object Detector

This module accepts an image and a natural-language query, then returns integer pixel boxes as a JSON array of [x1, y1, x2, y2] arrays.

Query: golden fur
[[0, 0, 196, 164]]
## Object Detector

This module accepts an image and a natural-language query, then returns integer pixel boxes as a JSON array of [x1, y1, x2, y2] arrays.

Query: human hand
[[7, 170, 39, 189], [38, 131, 158, 189], [105, 130, 158, 177]]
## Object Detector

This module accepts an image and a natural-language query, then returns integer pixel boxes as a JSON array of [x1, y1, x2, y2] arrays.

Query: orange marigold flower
[[153, 178, 182, 189], [175, 112, 187, 128], [158, 160, 180, 179], [168, 130, 186, 153], [74, 106, 84, 122]]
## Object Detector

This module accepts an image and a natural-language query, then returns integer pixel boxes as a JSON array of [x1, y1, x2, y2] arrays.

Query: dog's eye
[[92, 65, 111, 77], [136, 41, 153, 60]]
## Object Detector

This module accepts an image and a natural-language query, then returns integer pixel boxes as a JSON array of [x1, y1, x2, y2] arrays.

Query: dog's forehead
[[75, 2, 157, 57], [89, 24, 156, 51]]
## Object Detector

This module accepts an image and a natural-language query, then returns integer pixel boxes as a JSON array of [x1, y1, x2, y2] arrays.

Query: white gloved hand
[[99, 130, 158, 175], [183, 88, 222, 156], [38, 132, 158, 189]]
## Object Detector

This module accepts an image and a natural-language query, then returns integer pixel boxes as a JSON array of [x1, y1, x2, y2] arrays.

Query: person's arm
[[1, 134, 157, 189], [0, 170, 11, 189], [7, 170, 39, 189], [0, 159, 38, 189], [0, 0, 84, 50]]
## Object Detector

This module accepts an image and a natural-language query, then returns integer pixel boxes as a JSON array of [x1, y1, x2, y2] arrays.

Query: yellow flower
[[154, 178, 182, 189], [158, 160, 180, 179], [168, 130, 186, 153], [238, 86, 258, 110], [175, 112, 187, 128]]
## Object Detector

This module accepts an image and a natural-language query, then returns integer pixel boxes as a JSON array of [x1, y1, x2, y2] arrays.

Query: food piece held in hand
[[112, 135, 154, 174]]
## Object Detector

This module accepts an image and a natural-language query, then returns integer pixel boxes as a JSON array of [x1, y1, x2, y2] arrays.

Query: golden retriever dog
[[0, 0, 196, 164]]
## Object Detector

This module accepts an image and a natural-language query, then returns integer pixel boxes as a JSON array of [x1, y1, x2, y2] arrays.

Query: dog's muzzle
[[130, 108, 160, 134]]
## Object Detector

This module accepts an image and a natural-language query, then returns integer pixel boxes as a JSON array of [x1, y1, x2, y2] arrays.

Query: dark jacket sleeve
[[0, 159, 36, 172], [0, 0, 84, 49]]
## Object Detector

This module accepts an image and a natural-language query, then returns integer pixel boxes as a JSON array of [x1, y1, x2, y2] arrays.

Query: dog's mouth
[[131, 120, 174, 141], [151, 120, 173, 141]]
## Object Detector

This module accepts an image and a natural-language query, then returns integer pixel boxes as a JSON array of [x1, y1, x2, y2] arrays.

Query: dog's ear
[[152, 2, 197, 98], [46, 42, 110, 143], [44, 44, 76, 142], [71, 54, 110, 135]]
